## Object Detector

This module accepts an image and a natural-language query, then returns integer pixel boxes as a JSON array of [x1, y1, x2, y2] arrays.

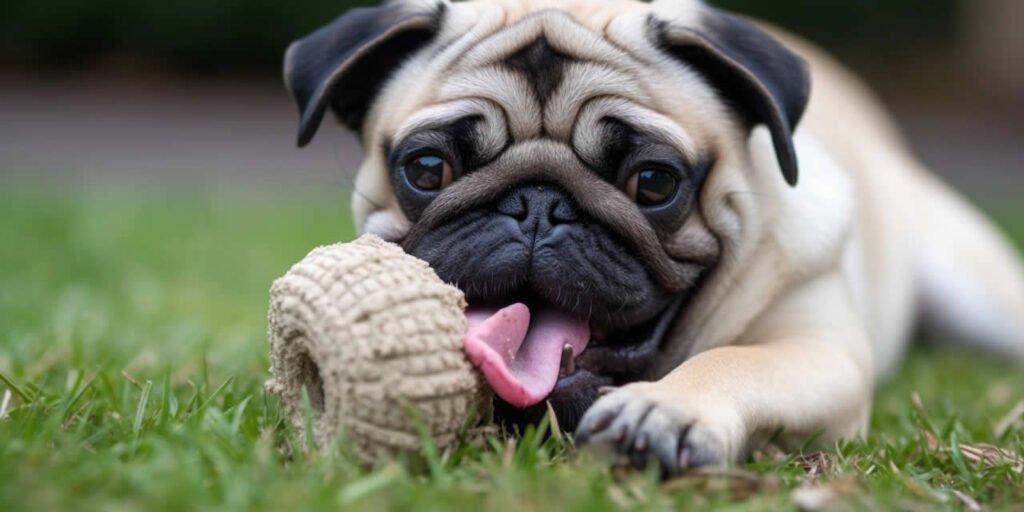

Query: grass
[[1, 183, 1022, 511]]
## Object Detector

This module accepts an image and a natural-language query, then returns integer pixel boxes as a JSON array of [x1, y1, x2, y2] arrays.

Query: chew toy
[[265, 235, 491, 462]]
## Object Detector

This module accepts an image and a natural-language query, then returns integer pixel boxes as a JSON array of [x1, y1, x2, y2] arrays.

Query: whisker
[[351, 187, 383, 211]]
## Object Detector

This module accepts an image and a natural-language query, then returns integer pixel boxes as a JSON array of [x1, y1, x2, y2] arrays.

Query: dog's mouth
[[464, 300, 591, 408], [463, 293, 683, 411]]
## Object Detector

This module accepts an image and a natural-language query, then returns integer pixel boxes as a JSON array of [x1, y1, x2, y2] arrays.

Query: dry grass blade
[[791, 477, 861, 512], [750, 444, 788, 465], [662, 467, 780, 501], [545, 401, 563, 440], [502, 438, 515, 468], [956, 442, 1024, 474], [994, 400, 1024, 439], [911, 391, 942, 450], [607, 482, 634, 508], [465, 424, 500, 444], [913, 392, 1024, 475], [121, 370, 143, 390], [797, 452, 837, 480], [950, 489, 983, 512], [0, 389, 11, 419], [911, 391, 926, 416]]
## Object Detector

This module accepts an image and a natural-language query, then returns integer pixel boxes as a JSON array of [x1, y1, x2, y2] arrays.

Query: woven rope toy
[[265, 234, 491, 462]]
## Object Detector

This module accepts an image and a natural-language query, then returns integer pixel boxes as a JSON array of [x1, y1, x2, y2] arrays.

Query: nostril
[[550, 198, 578, 224], [495, 184, 580, 227], [497, 191, 529, 221]]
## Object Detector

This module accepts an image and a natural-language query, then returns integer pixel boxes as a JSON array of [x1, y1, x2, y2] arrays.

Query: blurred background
[[1, 0, 1021, 197]]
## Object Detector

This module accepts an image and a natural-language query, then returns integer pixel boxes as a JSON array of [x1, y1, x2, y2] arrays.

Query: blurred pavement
[[1, 73, 1021, 201], [0, 74, 360, 187]]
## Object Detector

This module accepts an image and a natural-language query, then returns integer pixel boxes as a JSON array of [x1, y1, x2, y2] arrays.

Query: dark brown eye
[[403, 154, 452, 191], [628, 168, 679, 206]]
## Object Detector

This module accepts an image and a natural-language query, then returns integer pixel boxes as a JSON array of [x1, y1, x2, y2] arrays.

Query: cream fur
[[339, 0, 1024, 465]]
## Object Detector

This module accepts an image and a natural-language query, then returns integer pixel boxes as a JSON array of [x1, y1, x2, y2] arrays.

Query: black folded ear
[[284, 1, 447, 146], [650, 8, 810, 186]]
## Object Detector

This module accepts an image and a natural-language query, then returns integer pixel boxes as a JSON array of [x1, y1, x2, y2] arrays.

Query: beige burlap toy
[[265, 234, 491, 462]]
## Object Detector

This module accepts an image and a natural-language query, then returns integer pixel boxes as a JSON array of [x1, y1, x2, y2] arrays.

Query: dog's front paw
[[574, 383, 742, 476]]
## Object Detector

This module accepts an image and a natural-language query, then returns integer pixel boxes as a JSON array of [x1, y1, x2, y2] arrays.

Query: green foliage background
[[1, 0, 957, 73]]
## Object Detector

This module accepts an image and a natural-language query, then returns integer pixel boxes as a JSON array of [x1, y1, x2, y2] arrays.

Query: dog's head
[[285, 0, 810, 431]]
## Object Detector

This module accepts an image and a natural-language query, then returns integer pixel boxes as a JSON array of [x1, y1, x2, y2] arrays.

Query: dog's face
[[285, 0, 809, 431]]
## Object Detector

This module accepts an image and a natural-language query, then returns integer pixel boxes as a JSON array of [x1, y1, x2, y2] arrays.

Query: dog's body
[[285, 0, 1024, 473]]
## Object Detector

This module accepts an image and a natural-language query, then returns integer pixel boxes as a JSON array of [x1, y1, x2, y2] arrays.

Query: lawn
[[1, 183, 1022, 511]]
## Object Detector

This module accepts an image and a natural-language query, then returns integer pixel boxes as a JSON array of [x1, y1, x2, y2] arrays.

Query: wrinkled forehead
[[385, 7, 710, 153], [442, 9, 647, 136], [452, 8, 636, 70], [448, 0, 651, 35]]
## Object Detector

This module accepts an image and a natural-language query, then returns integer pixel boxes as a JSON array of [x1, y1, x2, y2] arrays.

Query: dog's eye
[[628, 168, 679, 207], [403, 154, 452, 192]]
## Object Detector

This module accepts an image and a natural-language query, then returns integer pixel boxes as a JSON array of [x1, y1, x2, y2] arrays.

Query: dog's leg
[[915, 177, 1024, 360], [575, 272, 874, 472]]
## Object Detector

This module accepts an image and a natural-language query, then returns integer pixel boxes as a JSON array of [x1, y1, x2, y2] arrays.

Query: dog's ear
[[284, 0, 447, 146], [650, 5, 810, 186]]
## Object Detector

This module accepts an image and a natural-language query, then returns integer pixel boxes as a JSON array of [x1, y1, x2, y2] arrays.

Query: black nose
[[496, 184, 579, 236]]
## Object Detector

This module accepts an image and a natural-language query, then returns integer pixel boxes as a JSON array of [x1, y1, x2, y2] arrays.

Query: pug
[[284, 0, 1024, 474]]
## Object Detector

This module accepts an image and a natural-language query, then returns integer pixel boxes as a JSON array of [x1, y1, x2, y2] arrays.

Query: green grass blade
[[60, 372, 97, 421], [0, 371, 33, 403], [300, 384, 316, 453], [192, 375, 235, 419], [949, 431, 974, 486], [337, 465, 403, 505], [133, 380, 153, 436], [158, 370, 171, 426]]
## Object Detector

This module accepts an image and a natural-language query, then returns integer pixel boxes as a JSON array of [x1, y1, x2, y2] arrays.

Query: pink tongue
[[463, 303, 590, 408]]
